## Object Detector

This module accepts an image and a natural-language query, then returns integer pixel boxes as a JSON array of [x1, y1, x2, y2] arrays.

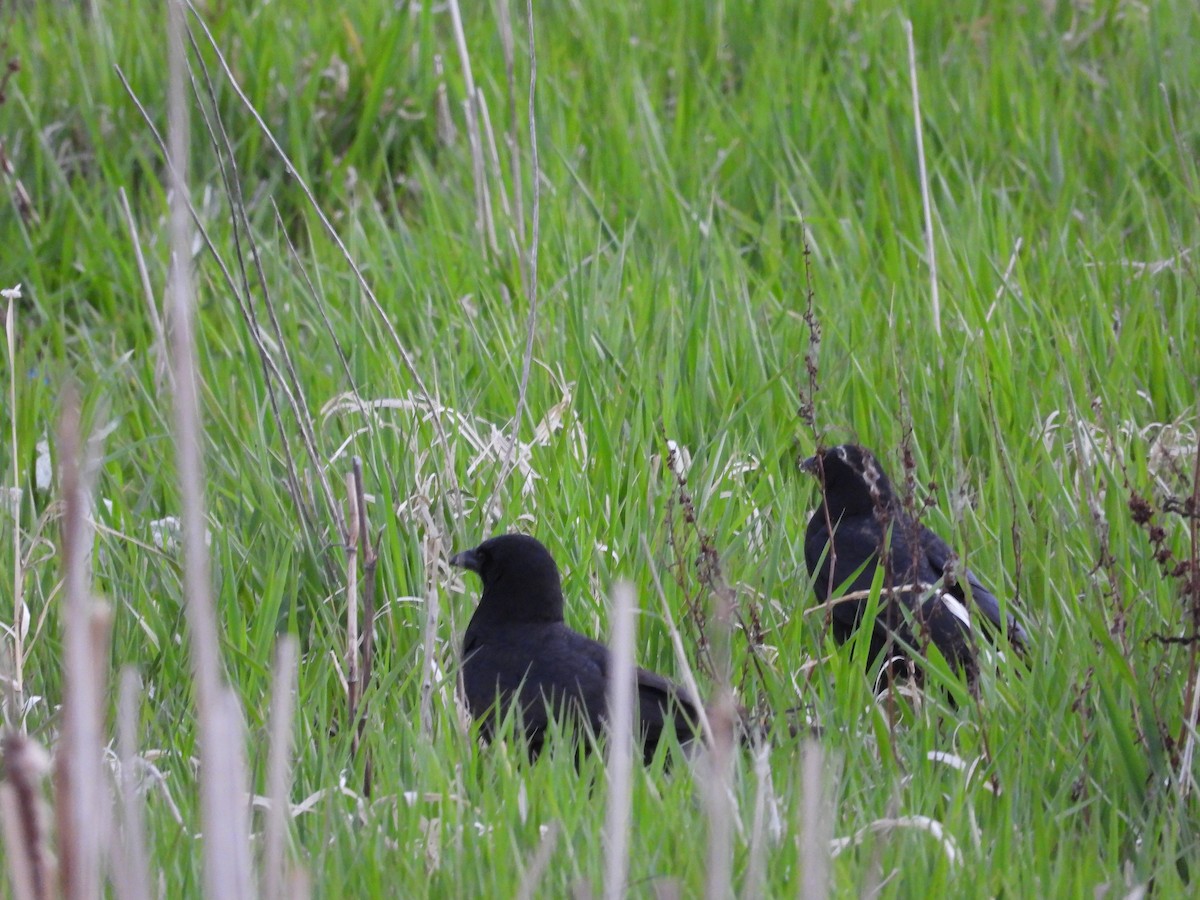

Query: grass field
[[3, 0, 1199, 895]]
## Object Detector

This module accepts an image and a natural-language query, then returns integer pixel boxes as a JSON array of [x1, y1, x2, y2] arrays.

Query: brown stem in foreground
[[352, 458, 378, 798], [344, 471, 361, 767]]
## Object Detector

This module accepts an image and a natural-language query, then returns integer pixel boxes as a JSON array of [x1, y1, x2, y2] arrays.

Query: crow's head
[[451, 533, 566, 623], [800, 443, 897, 516]]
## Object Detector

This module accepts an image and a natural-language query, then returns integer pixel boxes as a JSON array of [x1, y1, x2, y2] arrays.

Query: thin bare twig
[[345, 471, 361, 764], [419, 532, 443, 741], [704, 566, 737, 900], [904, 20, 940, 338], [447, 0, 496, 252], [180, 0, 461, 522], [115, 670, 152, 900], [351, 459, 378, 798], [797, 742, 832, 898], [743, 741, 777, 899], [1159, 81, 1200, 796], [514, 821, 560, 900], [118, 189, 170, 392], [165, 2, 254, 893], [496, 0, 527, 265], [184, 30, 334, 538], [801, 583, 931, 617], [3, 284, 24, 707], [54, 388, 108, 900], [602, 582, 637, 900], [263, 636, 299, 900], [640, 534, 713, 745], [486, 0, 541, 530], [1, 733, 52, 900]]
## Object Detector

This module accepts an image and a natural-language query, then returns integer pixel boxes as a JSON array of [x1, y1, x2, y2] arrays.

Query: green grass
[[3, 0, 1199, 895]]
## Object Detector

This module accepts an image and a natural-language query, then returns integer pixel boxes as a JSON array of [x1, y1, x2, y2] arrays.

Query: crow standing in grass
[[451, 533, 702, 763], [800, 444, 1028, 670]]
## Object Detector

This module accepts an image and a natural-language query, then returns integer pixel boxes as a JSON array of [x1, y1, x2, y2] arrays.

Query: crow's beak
[[798, 454, 820, 475], [449, 548, 482, 573]]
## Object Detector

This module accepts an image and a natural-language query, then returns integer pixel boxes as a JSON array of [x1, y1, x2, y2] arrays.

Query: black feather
[[452, 533, 701, 762], [801, 444, 1028, 670]]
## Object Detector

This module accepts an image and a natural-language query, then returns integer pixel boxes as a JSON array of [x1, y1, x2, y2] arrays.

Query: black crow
[[800, 444, 1028, 670], [451, 533, 701, 763]]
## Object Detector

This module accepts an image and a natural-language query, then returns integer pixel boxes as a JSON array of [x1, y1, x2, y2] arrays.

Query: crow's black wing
[[920, 525, 1028, 645]]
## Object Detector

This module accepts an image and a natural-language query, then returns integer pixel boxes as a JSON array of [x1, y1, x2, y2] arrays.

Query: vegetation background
[[2, 0, 1198, 895]]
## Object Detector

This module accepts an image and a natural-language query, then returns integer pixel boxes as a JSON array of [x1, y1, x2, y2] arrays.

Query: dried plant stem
[[640, 534, 713, 744], [797, 741, 832, 899], [419, 533, 443, 740], [4, 287, 23, 704], [486, 0, 541, 529], [602, 582, 636, 900], [904, 19, 940, 338], [116, 670, 152, 900], [54, 389, 108, 900], [703, 692, 736, 900], [704, 584, 736, 900], [184, 35, 337, 532], [165, 2, 253, 895], [514, 821, 559, 900], [351, 459, 377, 797], [496, 0, 527, 260], [1175, 438, 1200, 794], [802, 583, 931, 617], [180, 1, 460, 522], [1, 733, 52, 900], [447, 0, 495, 251], [263, 637, 299, 900], [118, 189, 170, 391], [345, 471, 361, 763], [743, 742, 776, 900]]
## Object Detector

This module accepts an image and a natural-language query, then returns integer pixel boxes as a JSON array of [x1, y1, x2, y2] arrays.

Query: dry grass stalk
[[1, 733, 53, 900], [801, 583, 929, 617], [797, 741, 832, 899], [0, 135, 39, 227], [180, 2, 461, 527], [904, 19, 940, 338], [117, 189, 170, 392], [263, 636, 299, 900], [188, 34, 340, 535], [115, 669, 152, 900], [704, 584, 737, 900], [602, 582, 637, 900], [743, 741, 777, 899], [639, 534, 714, 745], [351, 458, 378, 796], [53, 389, 108, 900], [446, 0, 495, 252], [165, 1, 254, 894], [4, 284, 26, 706], [345, 471, 361, 762], [514, 821, 560, 900], [495, 0, 527, 265], [703, 691, 736, 900], [419, 531, 443, 740], [485, 0, 542, 531]]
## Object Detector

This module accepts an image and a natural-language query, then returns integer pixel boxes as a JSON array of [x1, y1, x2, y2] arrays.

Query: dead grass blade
[[263, 636, 299, 900], [114, 669, 152, 900], [602, 582, 636, 900], [1, 733, 53, 900], [53, 388, 110, 900], [165, 1, 254, 893]]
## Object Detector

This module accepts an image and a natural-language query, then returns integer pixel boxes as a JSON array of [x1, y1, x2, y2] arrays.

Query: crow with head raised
[[800, 444, 1028, 671], [451, 533, 701, 762]]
